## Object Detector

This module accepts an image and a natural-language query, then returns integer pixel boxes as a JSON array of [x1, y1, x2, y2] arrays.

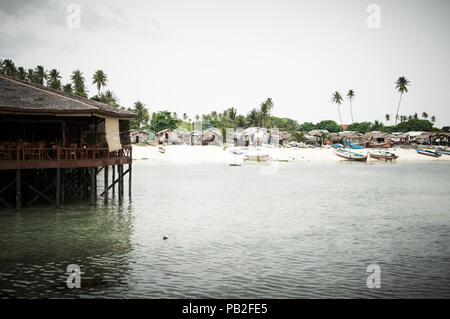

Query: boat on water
[[244, 153, 270, 162], [334, 149, 368, 162], [416, 149, 441, 158], [369, 150, 398, 161]]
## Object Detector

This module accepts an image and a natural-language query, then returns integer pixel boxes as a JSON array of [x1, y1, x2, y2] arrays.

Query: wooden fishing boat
[[369, 150, 398, 161], [334, 149, 368, 162], [244, 153, 270, 162], [416, 149, 441, 157]]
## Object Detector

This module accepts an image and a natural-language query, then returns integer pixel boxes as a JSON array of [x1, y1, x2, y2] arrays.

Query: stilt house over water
[[0, 74, 136, 210]]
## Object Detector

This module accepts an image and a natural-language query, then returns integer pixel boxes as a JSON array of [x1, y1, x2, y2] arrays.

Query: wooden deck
[[0, 146, 132, 170]]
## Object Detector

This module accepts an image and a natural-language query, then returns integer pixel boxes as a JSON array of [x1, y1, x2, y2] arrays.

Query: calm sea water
[[1, 161, 449, 298]]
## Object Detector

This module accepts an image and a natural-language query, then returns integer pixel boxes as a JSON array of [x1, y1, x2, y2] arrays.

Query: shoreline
[[131, 145, 450, 165]]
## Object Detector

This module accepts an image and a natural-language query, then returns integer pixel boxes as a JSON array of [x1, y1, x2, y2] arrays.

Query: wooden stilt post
[[104, 166, 109, 203], [61, 168, 65, 206], [16, 170, 21, 211], [90, 168, 96, 205], [112, 165, 115, 195], [128, 163, 132, 198], [94, 167, 97, 202], [118, 164, 123, 202], [56, 168, 61, 208]]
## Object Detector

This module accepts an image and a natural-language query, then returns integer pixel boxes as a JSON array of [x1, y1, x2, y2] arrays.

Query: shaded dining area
[[0, 74, 136, 210]]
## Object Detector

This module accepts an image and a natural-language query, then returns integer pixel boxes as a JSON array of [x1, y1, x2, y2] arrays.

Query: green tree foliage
[[92, 70, 108, 95], [298, 122, 316, 132], [394, 118, 433, 132], [34, 65, 47, 85], [128, 101, 150, 129], [316, 120, 342, 133], [47, 69, 62, 90], [347, 122, 372, 133], [331, 91, 344, 125], [270, 117, 299, 131], [63, 83, 73, 93], [148, 110, 179, 132], [71, 70, 87, 94]]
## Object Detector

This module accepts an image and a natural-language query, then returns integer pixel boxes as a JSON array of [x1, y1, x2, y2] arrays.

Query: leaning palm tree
[[92, 70, 107, 95], [331, 91, 344, 126], [394, 76, 410, 125], [346, 89, 355, 123]]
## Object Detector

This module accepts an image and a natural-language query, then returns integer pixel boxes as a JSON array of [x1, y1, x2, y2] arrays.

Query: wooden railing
[[0, 146, 132, 162]]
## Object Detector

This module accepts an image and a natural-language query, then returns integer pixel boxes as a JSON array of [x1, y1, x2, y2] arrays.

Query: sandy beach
[[131, 145, 450, 165]]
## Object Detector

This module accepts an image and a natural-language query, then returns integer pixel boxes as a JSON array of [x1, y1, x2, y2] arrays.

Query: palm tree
[[133, 101, 149, 128], [260, 98, 273, 127], [247, 108, 259, 127], [346, 89, 355, 123], [385, 114, 390, 125], [92, 70, 108, 95], [16, 67, 26, 80], [422, 112, 428, 120], [26, 69, 34, 82], [34, 65, 47, 85], [100, 90, 118, 105], [47, 69, 62, 90], [173, 112, 177, 119], [331, 91, 344, 126], [2, 59, 16, 76], [0, 59, 3, 74], [183, 113, 188, 121], [394, 76, 410, 125], [63, 83, 73, 93], [431, 115, 436, 124], [71, 70, 86, 93]]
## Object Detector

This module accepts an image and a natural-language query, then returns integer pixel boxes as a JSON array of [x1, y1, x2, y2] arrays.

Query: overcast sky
[[1, 0, 449, 126]]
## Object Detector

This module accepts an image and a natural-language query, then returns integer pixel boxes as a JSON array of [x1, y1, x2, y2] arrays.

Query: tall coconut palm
[[331, 91, 344, 126], [260, 98, 273, 127], [431, 115, 436, 123], [71, 70, 86, 93], [346, 89, 355, 123], [422, 112, 428, 120], [183, 113, 188, 121], [92, 70, 108, 95], [34, 65, 47, 85], [385, 114, 390, 125], [394, 76, 410, 125], [47, 69, 62, 90]]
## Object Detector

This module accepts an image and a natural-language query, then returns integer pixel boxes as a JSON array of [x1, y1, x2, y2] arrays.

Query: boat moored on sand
[[334, 149, 368, 162], [369, 150, 399, 161], [416, 149, 441, 158]]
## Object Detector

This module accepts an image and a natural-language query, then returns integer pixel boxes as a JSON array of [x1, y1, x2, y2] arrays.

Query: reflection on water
[[1, 162, 450, 298]]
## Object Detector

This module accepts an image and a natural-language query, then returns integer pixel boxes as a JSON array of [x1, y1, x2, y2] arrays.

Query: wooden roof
[[0, 74, 135, 118]]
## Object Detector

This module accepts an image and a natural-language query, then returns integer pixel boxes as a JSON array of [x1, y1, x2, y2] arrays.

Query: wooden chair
[[67, 144, 77, 160], [0, 145, 12, 161]]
